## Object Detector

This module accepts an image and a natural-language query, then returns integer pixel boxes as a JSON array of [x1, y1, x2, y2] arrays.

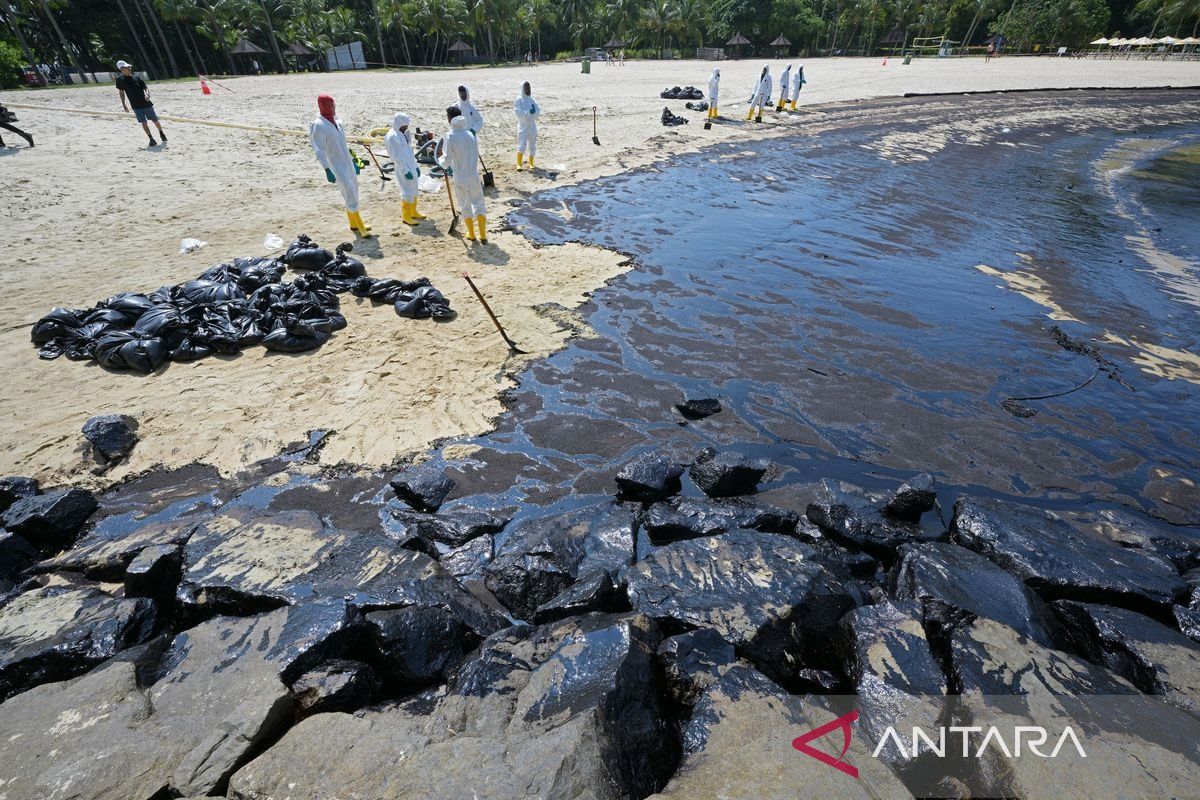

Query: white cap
[[116, 60, 131, 69]]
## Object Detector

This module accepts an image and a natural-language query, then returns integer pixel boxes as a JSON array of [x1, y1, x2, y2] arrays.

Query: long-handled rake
[[462, 273, 527, 354]]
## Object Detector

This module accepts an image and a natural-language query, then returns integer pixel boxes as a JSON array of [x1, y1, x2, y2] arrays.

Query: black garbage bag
[[98, 293, 156, 325], [193, 309, 243, 354], [148, 285, 175, 305], [199, 263, 241, 284], [349, 275, 377, 297], [94, 331, 169, 373], [31, 307, 85, 344], [287, 273, 339, 310], [178, 279, 245, 306], [283, 234, 334, 271], [84, 307, 133, 328], [394, 285, 452, 319], [661, 107, 689, 126], [660, 86, 682, 99], [132, 305, 186, 337], [685, 100, 710, 112], [262, 315, 331, 352], [169, 337, 212, 362], [322, 243, 367, 291], [681, 86, 703, 99], [235, 258, 285, 291], [63, 322, 117, 361], [367, 277, 431, 304]]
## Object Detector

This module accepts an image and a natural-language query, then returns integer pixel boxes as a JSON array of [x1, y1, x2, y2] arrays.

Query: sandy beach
[[2, 56, 1199, 485]]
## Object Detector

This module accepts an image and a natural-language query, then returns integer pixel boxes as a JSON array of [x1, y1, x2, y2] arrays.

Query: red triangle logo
[[792, 709, 860, 779]]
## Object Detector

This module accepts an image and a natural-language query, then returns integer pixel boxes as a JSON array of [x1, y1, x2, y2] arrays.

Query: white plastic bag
[[179, 238, 207, 254], [263, 233, 284, 250], [419, 175, 442, 193]]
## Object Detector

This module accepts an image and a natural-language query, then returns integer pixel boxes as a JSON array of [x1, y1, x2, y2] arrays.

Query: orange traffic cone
[[882, 57, 888, 66], [200, 79, 212, 95]]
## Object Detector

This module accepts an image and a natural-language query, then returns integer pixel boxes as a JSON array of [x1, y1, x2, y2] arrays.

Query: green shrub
[[0, 40, 25, 90]]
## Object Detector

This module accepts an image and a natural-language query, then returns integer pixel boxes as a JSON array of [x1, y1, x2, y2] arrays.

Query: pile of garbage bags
[[684, 101, 710, 112], [661, 108, 689, 127], [660, 86, 704, 100], [31, 234, 452, 373]]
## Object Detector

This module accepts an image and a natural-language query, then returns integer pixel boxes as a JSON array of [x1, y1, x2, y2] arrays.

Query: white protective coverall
[[439, 115, 486, 217], [456, 86, 485, 135], [707, 68, 720, 114], [791, 65, 807, 104], [514, 85, 539, 158], [384, 112, 419, 202], [777, 64, 791, 109], [748, 66, 771, 117], [309, 114, 359, 211]]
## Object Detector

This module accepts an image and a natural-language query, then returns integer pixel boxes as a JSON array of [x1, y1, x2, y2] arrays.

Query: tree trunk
[[39, 0, 89, 82], [131, 0, 167, 76], [960, 9, 981, 55], [142, 0, 180, 76], [186, 24, 209, 73], [399, 24, 412, 65], [114, 0, 155, 76], [174, 19, 200, 75], [260, 1, 286, 72], [2, 7, 47, 86]]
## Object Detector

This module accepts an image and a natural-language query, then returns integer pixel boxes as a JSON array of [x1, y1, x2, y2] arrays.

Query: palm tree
[[37, 0, 90, 82], [257, 0, 288, 71], [141, 0, 181, 76], [1, 2, 47, 85], [641, 0, 681, 58], [196, 0, 237, 71], [522, 0, 555, 58], [156, 0, 207, 74], [379, 0, 415, 64]]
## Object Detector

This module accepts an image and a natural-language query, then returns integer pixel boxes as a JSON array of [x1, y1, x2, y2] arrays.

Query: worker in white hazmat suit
[[707, 68, 720, 119], [438, 110, 488, 243], [514, 81, 539, 170], [309, 93, 370, 235], [746, 65, 771, 122], [456, 85, 485, 135], [789, 64, 807, 110], [384, 111, 426, 226], [776, 64, 792, 112]]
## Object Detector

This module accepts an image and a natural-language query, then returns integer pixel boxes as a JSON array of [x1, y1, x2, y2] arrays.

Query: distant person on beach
[[619, 50, 625, 65], [776, 63, 791, 111], [439, 105, 488, 243], [385, 111, 427, 226], [115, 61, 166, 147], [253, 59, 262, 75], [789, 64, 806, 110], [986, 42, 996, 62], [0, 104, 34, 148], [746, 64, 771, 122], [514, 80, 539, 170], [456, 85, 484, 135], [309, 93, 371, 235], [706, 68, 720, 118]]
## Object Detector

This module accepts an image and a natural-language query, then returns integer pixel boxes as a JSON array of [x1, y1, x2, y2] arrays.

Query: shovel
[[362, 143, 392, 187], [444, 172, 460, 235], [462, 272, 527, 354], [479, 154, 494, 187], [592, 106, 600, 145]]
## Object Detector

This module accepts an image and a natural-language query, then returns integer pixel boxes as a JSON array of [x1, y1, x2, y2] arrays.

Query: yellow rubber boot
[[528, 156, 535, 169], [713, 105, 719, 118], [516, 152, 524, 170], [477, 215, 488, 243], [411, 198, 427, 219], [401, 201, 418, 226], [464, 216, 477, 241], [746, 108, 754, 120], [348, 210, 372, 235], [776, 101, 784, 112]]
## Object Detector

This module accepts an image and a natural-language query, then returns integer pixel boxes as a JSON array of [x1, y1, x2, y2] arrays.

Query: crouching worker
[[385, 112, 427, 226], [439, 107, 488, 243], [309, 93, 371, 235]]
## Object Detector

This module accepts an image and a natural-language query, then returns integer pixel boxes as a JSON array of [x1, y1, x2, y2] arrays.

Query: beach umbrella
[[1180, 37, 1200, 44], [448, 39, 474, 66], [1090, 37, 1109, 45], [1134, 36, 1154, 45], [770, 34, 791, 57], [603, 38, 625, 49], [1157, 36, 1177, 44], [726, 32, 750, 59], [230, 39, 268, 74]]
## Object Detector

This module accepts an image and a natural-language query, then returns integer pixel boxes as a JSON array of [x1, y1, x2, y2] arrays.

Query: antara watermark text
[[871, 725, 1087, 760]]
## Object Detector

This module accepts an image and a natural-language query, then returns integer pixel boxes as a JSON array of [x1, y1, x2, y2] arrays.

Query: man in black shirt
[[115, 61, 166, 147]]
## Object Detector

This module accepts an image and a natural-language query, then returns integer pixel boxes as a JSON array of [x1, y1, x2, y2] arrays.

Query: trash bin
[[903, 53, 913, 65], [582, 58, 591, 74]]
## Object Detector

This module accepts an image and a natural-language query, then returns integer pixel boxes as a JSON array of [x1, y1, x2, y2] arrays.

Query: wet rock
[[1052, 600, 1200, 718], [950, 497, 1184, 613], [389, 464, 455, 512], [947, 616, 1200, 798], [484, 500, 635, 620], [883, 473, 937, 521], [1, 487, 98, 553], [675, 396, 722, 419], [291, 658, 379, 717], [806, 538, 881, 581], [642, 495, 800, 544], [1176, 605, 1200, 643], [657, 628, 736, 707], [890, 541, 1057, 644], [688, 447, 768, 497], [82, 413, 139, 461], [615, 453, 684, 501], [0, 610, 292, 799], [838, 601, 946, 771], [268, 597, 365, 685], [435, 534, 494, 580], [0, 531, 37, 593], [625, 530, 856, 684], [652, 664, 911, 799], [386, 504, 511, 547], [33, 513, 204, 581], [366, 605, 474, 687], [807, 480, 938, 559], [0, 579, 156, 700], [229, 613, 679, 800], [124, 542, 183, 600], [1083, 506, 1200, 572], [532, 569, 623, 623], [0, 475, 38, 513]]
